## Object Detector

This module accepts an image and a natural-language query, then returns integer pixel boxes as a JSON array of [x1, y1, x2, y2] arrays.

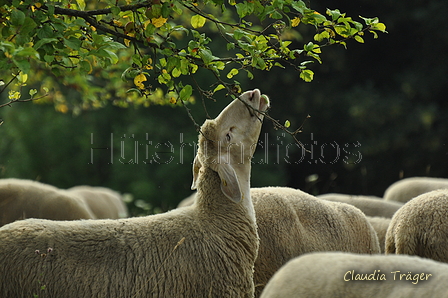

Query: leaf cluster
[[0, 0, 386, 117]]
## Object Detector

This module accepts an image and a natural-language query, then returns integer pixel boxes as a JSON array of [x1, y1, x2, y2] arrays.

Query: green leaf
[[13, 58, 30, 73], [371, 23, 387, 33], [20, 18, 37, 35], [64, 37, 82, 50], [199, 49, 214, 64], [80, 60, 91, 73], [233, 29, 245, 40], [284, 120, 291, 128], [227, 68, 239, 79], [76, 0, 86, 11], [179, 84, 193, 101], [191, 15, 206, 29], [29, 89, 38, 97], [354, 35, 364, 43], [300, 69, 314, 82], [15, 47, 39, 59], [145, 23, 156, 37], [314, 31, 330, 42], [172, 67, 182, 78], [110, 6, 121, 16], [11, 9, 25, 26], [326, 9, 341, 21], [213, 84, 225, 93]]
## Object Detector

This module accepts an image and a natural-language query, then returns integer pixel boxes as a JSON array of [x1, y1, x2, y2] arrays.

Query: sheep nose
[[249, 89, 260, 101], [248, 91, 254, 101]]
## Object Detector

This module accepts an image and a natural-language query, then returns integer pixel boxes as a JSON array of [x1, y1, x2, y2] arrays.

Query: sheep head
[[192, 89, 270, 203]]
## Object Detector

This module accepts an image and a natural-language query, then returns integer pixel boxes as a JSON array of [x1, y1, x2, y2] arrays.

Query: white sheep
[[318, 193, 403, 218], [366, 216, 391, 253], [250, 187, 381, 297], [0, 178, 95, 226], [67, 185, 129, 219], [384, 176, 448, 203], [0, 89, 270, 298], [385, 189, 448, 263], [260, 252, 448, 298]]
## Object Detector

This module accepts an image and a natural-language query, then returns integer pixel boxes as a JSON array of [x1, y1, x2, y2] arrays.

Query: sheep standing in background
[[251, 187, 380, 297], [384, 176, 448, 203], [385, 189, 448, 263], [317, 193, 403, 218], [0, 89, 269, 298], [366, 216, 391, 253], [260, 252, 448, 298], [67, 185, 128, 219], [0, 178, 95, 226]]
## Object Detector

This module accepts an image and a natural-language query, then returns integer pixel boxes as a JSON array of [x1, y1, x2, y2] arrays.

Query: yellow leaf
[[18, 73, 28, 83], [284, 120, 291, 128], [354, 35, 364, 43], [191, 15, 206, 29], [56, 104, 69, 113], [124, 39, 130, 47], [151, 16, 167, 28], [291, 17, 301, 27], [134, 73, 147, 90]]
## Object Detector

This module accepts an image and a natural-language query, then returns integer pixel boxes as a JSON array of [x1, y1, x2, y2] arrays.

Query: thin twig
[[0, 93, 49, 109]]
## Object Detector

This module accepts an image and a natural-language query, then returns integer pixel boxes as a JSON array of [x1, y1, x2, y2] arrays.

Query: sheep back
[[67, 185, 128, 218], [318, 193, 403, 218], [385, 189, 448, 263], [260, 252, 448, 298], [366, 216, 391, 253], [0, 197, 257, 298], [383, 177, 448, 203], [0, 179, 95, 226], [251, 187, 380, 296]]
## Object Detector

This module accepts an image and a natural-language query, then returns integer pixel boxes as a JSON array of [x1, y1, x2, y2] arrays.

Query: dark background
[[1, 0, 447, 215]]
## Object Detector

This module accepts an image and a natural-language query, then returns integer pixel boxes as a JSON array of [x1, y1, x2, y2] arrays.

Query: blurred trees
[[1, 0, 447, 215]]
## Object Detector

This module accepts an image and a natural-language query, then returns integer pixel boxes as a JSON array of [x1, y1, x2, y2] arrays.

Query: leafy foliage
[[0, 0, 386, 112]]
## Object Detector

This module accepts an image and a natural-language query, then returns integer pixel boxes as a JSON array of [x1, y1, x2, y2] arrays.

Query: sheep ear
[[216, 162, 242, 203], [191, 155, 201, 190]]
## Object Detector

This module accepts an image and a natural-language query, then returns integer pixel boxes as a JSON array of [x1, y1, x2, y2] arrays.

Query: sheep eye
[[226, 133, 231, 142]]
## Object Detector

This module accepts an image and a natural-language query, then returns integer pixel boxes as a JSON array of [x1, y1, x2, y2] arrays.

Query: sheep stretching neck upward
[[0, 89, 270, 298], [385, 189, 448, 263], [260, 252, 448, 298]]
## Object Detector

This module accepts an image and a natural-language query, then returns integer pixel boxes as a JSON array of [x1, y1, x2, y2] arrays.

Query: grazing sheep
[[260, 252, 448, 298], [0, 89, 270, 298], [385, 189, 448, 263], [67, 185, 128, 219], [384, 176, 448, 203], [0, 178, 95, 226], [251, 187, 381, 297], [367, 216, 391, 253], [318, 193, 403, 218]]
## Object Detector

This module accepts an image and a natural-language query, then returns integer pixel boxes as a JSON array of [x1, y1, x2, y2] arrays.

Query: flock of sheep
[[0, 89, 447, 297]]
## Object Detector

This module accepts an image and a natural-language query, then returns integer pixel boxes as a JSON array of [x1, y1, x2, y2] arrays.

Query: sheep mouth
[[244, 89, 270, 120]]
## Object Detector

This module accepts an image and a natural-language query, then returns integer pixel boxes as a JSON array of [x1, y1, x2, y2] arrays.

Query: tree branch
[[0, 93, 48, 109], [39, 3, 160, 49]]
